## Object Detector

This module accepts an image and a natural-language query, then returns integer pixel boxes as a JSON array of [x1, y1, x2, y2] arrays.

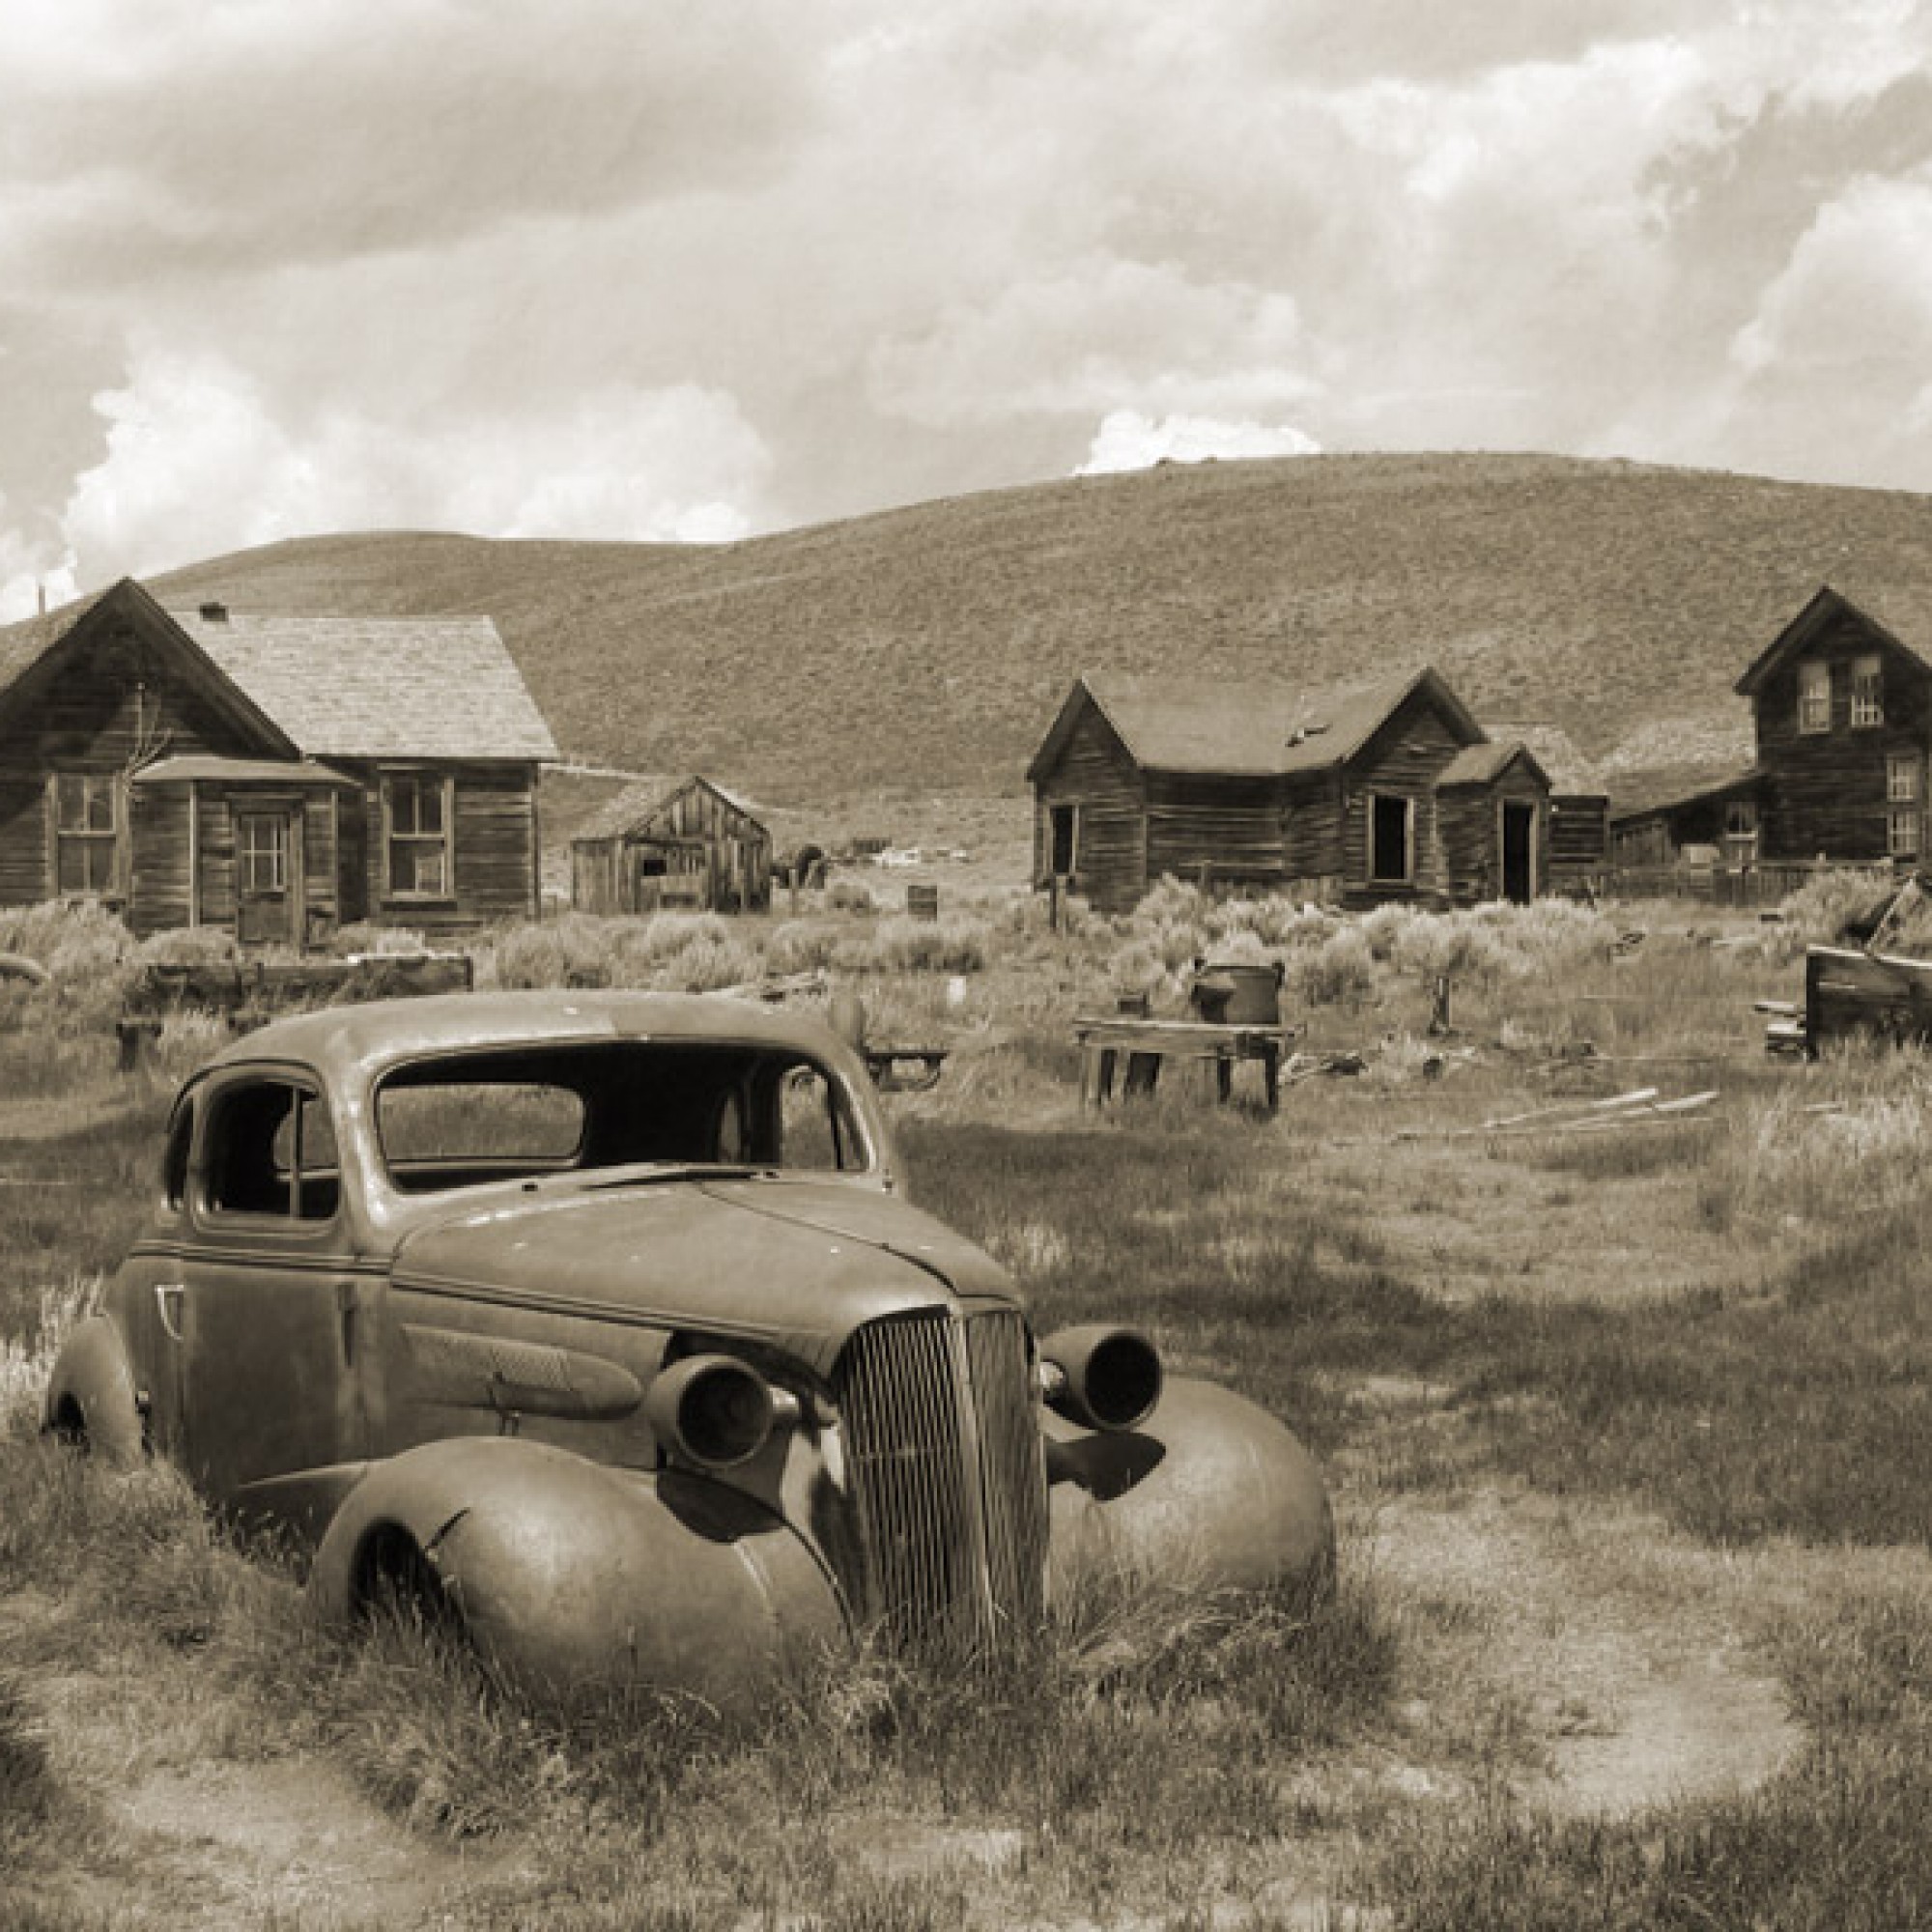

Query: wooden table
[[1074, 1017, 1290, 1113]]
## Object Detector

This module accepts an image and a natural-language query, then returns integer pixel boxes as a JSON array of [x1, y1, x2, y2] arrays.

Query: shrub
[[1293, 925, 1378, 1006], [867, 914, 992, 975]]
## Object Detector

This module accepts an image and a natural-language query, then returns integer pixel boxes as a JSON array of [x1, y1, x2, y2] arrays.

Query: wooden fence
[[1600, 862, 1894, 909]]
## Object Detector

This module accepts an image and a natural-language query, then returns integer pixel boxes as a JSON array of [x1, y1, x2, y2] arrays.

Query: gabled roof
[[169, 607, 557, 761], [1026, 665, 1483, 782], [570, 773, 765, 846], [0, 579, 298, 756], [1735, 582, 1932, 698], [1487, 723, 1604, 797], [1437, 740, 1550, 789]]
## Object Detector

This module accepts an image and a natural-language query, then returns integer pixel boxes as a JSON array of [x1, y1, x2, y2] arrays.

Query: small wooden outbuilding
[[570, 776, 772, 915]]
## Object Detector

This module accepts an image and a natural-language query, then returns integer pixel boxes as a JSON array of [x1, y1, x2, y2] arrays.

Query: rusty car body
[[45, 990, 1332, 1702]]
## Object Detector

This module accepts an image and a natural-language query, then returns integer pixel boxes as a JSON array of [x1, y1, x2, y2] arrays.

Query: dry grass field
[[7, 871, 1932, 1928]]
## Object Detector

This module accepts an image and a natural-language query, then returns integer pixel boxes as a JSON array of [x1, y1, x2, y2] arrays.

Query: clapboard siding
[[1548, 797, 1609, 887], [1339, 695, 1468, 907], [1033, 706, 1147, 912], [128, 786, 193, 935], [1145, 772, 1282, 891]]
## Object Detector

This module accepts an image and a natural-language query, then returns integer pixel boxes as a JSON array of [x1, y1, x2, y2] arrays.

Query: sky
[[2, 0, 1931, 620]]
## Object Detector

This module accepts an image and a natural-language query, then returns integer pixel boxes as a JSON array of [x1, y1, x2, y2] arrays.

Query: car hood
[[390, 1176, 1017, 1378]]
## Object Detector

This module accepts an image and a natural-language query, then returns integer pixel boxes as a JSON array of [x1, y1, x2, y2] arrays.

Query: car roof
[[201, 989, 859, 1088]]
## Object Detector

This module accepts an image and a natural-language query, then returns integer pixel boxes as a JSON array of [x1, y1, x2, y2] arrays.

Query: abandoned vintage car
[[45, 991, 1332, 1701]]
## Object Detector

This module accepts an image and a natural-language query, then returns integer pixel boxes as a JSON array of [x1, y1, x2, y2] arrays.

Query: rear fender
[[43, 1316, 145, 1465], [310, 1436, 848, 1708], [1044, 1377, 1333, 1605]]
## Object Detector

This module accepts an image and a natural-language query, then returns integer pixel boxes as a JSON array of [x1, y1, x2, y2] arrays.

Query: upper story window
[[1851, 654, 1884, 728], [1797, 662, 1831, 735], [51, 772, 120, 895], [384, 773, 454, 900], [1889, 753, 1920, 804]]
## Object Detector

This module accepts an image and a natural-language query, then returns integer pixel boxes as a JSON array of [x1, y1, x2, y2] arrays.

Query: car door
[[179, 1067, 373, 1517]]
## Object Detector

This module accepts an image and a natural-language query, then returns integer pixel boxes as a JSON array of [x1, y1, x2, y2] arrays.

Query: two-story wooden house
[[1027, 666, 1558, 912], [0, 578, 556, 945], [1610, 584, 1932, 871]]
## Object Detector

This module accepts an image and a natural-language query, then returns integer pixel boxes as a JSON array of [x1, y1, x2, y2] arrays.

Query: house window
[[237, 812, 288, 895], [1723, 798, 1759, 867], [1048, 803, 1079, 877], [51, 773, 120, 895], [1889, 754, 1920, 857], [384, 774, 453, 899], [1369, 793, 1413, 884], [1797, 662, 1830, 734], [1851, 654, 1884, 728]]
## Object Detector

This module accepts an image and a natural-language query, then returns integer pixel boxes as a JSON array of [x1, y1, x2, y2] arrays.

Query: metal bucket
[[1189, 960, 1283, 1026]]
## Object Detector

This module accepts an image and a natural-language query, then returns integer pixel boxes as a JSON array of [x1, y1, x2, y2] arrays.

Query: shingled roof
[[571, 774, 764, 845], [169, 608, 556, 762], [1028, 666, 1483, 781]]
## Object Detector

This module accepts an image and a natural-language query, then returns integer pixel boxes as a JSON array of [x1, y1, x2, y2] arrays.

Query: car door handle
[[155, 1282, 186, 1343]]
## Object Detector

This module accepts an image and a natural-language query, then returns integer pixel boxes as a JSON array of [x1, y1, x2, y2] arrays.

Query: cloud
[[867, 260, 1317, 429], [54, 346, 774, 582], [1076, 411, 1320, 475]]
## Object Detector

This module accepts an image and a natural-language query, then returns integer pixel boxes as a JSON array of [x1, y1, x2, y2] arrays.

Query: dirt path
[[1360, 1487, 1802, 1820]]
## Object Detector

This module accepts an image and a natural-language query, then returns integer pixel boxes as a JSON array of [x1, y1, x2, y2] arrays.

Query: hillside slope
[[150, 453, 1932, 809]]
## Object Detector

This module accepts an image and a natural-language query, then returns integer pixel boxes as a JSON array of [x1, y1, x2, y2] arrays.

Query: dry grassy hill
[[150, 452, 1932, 812]]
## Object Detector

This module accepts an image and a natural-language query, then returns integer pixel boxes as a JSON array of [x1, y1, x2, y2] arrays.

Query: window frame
[[196, 1073, 341, 1229], [1367, 791, 1415, 886], [1851, 653, 1885, 729], [49, 771, 122, 898], [382, 770, 456, 905], [1797, 661, 1831, 735], [236, 810, 291, 896], [1890, 807, 1921, 860]]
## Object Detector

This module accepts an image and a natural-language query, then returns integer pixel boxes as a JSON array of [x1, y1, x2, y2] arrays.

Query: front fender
[[309, 1437, 847, 1709], [1045, 1377, 1333, 1604], [43, 1316, 144, 1464]]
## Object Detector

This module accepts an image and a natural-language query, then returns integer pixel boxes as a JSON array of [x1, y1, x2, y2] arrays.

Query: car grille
[[836, 1307, 1047, 1654]]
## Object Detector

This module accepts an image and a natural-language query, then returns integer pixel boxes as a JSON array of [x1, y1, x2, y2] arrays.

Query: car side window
[[779, 1066, 865, 1173], [204, 1079, 339, 1222]]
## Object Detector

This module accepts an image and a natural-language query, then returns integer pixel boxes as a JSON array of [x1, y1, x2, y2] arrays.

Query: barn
[[0, 578, 556, 946], [1027, 667, 1554, 912], [570, 775, 772, 915]]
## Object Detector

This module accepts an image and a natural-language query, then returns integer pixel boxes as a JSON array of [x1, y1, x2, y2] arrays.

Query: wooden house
[[1610, 583, 1932, 872], [1026, 667, 1552, 912], [0, 578, 556, 946], [570, 775, 772, 915]]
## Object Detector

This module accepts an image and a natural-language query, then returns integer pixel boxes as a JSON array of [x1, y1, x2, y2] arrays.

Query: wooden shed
[[571, 776, 772, 915], [1491, 724, 1608, 893], [1027, 666, 1552, 912], [0, 578, 556, 946]]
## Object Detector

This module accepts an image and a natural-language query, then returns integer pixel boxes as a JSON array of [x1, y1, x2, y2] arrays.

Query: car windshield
[[373, 1038, 872, 1195]]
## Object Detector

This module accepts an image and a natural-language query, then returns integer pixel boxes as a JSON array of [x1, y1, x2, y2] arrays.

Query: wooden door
[[236, 807, 298, 946], [1501, 800, 1537, 904]]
